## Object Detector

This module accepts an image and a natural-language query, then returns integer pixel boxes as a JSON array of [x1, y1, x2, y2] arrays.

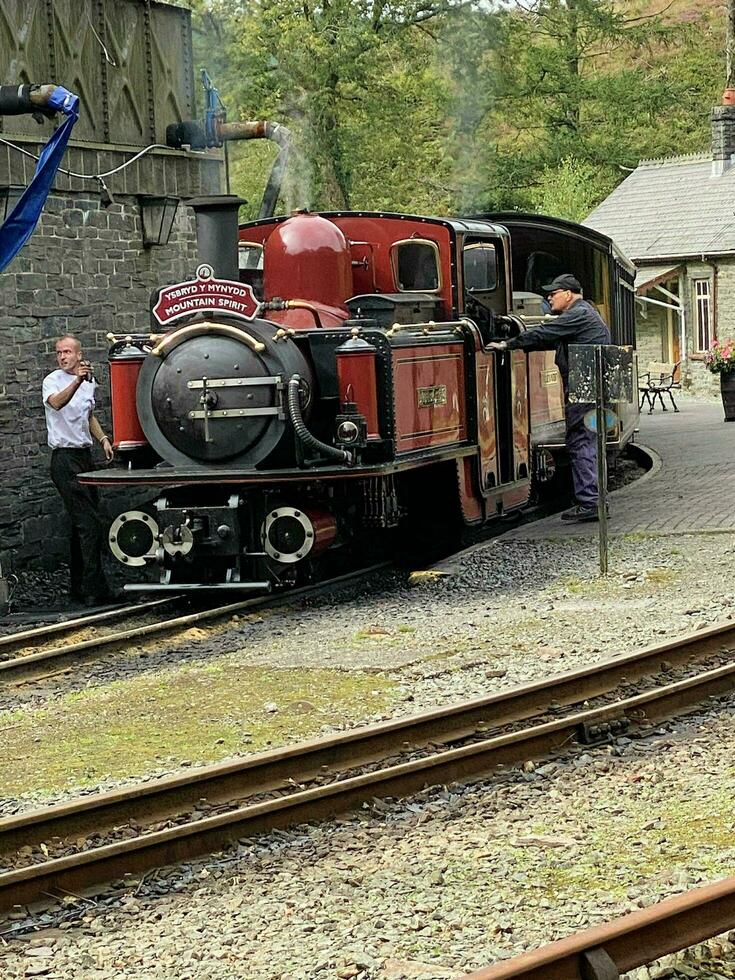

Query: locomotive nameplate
[[152, 265, 261, 326], [417, 384, 447, 408]]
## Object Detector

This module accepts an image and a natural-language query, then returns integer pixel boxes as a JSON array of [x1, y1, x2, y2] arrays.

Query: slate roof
[[584, 154, 735, 262]]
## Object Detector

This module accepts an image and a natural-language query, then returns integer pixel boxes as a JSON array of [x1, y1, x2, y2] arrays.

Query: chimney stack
[[187, 195, 246, 281], [711, 100, 735, 176]]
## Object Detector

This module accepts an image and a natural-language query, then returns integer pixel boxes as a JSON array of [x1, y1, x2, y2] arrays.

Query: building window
[[693, 279, 712, 351]]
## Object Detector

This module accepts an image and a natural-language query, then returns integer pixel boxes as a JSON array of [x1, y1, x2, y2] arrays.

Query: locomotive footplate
[[77, 444, 479, 488]]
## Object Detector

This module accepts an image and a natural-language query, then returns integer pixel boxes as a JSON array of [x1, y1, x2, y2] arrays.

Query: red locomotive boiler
[[83, 198, 636, 592]]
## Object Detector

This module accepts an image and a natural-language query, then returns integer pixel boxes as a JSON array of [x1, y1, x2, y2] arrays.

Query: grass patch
[[0, 660, 397, 800], [645, 568, 678, 584], [556, 575, 618, 597], [500, 783, 735, 901]]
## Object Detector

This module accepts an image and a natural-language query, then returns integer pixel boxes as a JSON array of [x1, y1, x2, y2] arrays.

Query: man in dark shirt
[[489, 274, 611, 522]]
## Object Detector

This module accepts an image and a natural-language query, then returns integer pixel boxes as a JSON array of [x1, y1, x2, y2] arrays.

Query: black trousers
[[50, 448, 103, 598]]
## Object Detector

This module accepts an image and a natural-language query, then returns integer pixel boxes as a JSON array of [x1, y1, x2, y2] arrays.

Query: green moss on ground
[[0, 661, 396, 800], [497, 783, 735, 901]]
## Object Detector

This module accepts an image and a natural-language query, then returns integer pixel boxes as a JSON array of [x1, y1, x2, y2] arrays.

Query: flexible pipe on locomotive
[[287, 376, 353, 465]]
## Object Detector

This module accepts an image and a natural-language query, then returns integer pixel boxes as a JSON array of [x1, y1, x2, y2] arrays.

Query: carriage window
[[238, 242, 264, 272], [392, 240, 440, 292], [464, 243, 498, 292]]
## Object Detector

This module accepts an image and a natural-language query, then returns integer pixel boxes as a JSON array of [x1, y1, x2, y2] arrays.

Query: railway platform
[[510, 395, 735, 539]]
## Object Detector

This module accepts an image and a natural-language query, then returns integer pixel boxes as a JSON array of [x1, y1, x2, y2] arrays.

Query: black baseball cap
[[541, 274, 582, 294]]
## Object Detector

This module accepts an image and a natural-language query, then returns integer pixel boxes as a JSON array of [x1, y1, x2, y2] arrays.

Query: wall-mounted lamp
[[139, 195, 179, 247], [0, 185, 25, 224]]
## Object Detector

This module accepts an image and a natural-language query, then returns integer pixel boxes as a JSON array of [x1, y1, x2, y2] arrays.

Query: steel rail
[[2, 656, 735, 915], [1, 619, 733, 854], [464, 876, 735, 979], [1, 615, 733, 851], [0, 597, 176, 656], [0, 564, 390, 684]]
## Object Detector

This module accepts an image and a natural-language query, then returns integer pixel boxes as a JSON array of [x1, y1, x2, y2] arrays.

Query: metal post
[[595, 345, 609, 575]]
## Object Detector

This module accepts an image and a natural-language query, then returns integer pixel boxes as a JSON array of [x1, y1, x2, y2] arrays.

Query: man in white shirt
[[43, 335, 114, 605]]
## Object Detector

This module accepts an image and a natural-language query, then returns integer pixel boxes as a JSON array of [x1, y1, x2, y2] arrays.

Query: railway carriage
[[81, 199, 636, 592]]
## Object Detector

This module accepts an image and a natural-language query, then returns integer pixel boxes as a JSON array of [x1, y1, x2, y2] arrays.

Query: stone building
[[0, 0, 222, 579], [584, 102, 735, 394]]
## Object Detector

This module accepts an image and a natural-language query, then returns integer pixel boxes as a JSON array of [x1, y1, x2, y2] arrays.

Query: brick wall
[[0, 144, 223, 577]]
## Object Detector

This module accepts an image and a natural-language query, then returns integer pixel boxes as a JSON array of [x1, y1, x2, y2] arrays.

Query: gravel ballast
[[2, 529, 735, 809], [1, 695, 734, 978], [2, 523, 735, 977]]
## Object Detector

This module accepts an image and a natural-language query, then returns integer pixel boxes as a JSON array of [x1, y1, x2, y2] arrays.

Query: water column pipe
[[216, 121, 291, 219], [166, 71, 293, 219]]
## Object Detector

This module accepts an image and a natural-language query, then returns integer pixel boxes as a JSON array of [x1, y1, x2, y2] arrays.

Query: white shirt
[[42, 369, 96, 449]]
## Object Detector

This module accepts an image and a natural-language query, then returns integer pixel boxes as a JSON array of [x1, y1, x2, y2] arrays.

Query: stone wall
[[634, 260, 735, 397], [680, 260, 735, 396], [0, 141, 222, 577], [635, 303, 668, 368]]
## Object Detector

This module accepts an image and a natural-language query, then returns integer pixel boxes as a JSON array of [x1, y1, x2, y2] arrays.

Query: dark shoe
[[561, 504, 599, 523]]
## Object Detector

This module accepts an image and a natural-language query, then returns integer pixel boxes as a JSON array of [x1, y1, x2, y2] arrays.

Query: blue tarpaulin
[[0, 86, 80, 273]]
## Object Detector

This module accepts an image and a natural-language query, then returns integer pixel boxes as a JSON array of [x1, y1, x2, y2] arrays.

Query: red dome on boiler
[[263, 212, 353, 310]]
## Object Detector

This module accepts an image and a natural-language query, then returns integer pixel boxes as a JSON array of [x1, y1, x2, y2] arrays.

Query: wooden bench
[[638, 361, 681, 414]]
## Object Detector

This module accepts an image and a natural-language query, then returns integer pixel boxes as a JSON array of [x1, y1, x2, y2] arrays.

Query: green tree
[[193, 0, 468, 217], [448, 0, 725, 213], [191, 0, 727, 221]]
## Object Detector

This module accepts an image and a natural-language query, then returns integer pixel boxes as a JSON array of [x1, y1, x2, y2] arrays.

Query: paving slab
[[506, 396, 735, 539]]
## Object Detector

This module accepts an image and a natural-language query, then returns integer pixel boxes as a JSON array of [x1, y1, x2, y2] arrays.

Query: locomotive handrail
[[385, 318, 472, 338], [150, 321, 266, 357]]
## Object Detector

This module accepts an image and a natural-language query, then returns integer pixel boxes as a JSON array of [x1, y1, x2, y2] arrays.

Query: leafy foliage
[[190, 0, 727, 220]]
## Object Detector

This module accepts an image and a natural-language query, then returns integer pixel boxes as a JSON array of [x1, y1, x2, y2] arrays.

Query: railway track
[[465, 875, 735, 979], [0, 596, 177, 656], [0, 564, 391, 685], [1, 617, 735, 921]]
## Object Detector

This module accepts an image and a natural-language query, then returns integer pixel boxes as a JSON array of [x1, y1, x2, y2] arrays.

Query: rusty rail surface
[[0, 564, 390, 684], [1, 634, 735, 916], [464, 876, 735, 979], [0, 597, 175, 656], [1, 619, 733, 854]]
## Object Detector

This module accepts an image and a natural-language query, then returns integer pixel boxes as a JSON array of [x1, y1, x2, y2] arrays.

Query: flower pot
[[720, 370, 735, 421]]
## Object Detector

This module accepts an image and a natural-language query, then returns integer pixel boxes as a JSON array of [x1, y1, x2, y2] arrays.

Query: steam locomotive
[[81, 198, 636, 592]]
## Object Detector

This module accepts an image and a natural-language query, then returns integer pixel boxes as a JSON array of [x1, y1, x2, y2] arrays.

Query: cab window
[[391, 240, 441, 292], [238, 241, 264, 295], [238, 242, 263, 272], [464, 243, 498, 292]]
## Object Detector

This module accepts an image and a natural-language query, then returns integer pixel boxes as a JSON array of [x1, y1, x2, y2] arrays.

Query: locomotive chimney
[[187, 195, 246, 281]]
